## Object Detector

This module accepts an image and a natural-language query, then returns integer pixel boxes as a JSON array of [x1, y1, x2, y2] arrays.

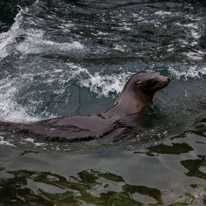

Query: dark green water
[[0, 0, 206, 205]]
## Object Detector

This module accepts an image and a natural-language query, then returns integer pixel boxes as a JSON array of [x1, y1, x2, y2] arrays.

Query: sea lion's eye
[[135, 80, 142, 85], [148, 79, 157, 86]]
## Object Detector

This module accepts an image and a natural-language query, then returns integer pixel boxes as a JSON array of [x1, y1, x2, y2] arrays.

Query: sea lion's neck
[[103, 91, 154, 122]]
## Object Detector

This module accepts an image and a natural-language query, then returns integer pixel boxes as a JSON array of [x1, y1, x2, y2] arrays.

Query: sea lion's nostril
[[167, 78, 170, 82]]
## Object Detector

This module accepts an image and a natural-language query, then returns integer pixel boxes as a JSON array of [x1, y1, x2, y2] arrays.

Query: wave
[[0, 7, 84, 60]]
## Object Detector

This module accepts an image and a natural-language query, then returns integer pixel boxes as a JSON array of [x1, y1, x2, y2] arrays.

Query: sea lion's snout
[[161, 76, 170, 85], [166, 77, 170, 85], [163, 76, 170, 84], [165, 77, 170, 83], [154, 75, 170, 91]]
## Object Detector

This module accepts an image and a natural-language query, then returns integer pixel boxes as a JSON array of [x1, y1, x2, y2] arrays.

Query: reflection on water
[[182, 156, 206, 180], [147, 143, 193, 155], [0, 161, 206, 205], [0, 169, 162, 205], [0, 128, 206, 205]]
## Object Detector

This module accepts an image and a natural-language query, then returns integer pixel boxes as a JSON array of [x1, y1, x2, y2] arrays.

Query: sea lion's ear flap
[[135, 80, 142, 85]]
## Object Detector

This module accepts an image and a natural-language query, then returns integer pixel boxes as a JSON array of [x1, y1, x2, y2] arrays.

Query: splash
[[80, 71, 131, 97], [0, 78, 40, 123], [65, 63, 132, 97], [0, 8, 23, 59]]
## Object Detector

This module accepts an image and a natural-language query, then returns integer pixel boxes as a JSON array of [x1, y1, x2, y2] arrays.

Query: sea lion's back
[[38, 113, 111, 132]]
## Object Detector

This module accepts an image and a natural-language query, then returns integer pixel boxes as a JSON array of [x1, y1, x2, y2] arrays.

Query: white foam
[[24, 138, 34, 143], [178, 39, 189, 48], [191, 29, 201, 40], [132, 13, 139, 18], [0, 136, 14, 147], [113, 45, 125, 52], [155, 11, 173, 16], [113, 21, 132, 31], [190, 41, 198, 46], [94, 31, 109, 36], [183, 51, 205, 61], [4, 108, 40, 123], [185, 15, 201, 22], [24, 138, 45, 146], [167, 45, 174, 52], [0, 6, 84, 58], [66, 62, 90, 79], [16, 28, 84, 55], [175, 22, 201, 41], [66, 63, 132, 97], [0, 77, 40, 123], [0, 63, 89, 123], [0, 8, 23, 59], [168, 66, 206, 80], [114, 26, 132, 31], [133, 14, 145, 22], [59, 23, 73, 33], [80, 71, 131, 97], [167, 48, 174, 52], [175, 22, 198, 29]]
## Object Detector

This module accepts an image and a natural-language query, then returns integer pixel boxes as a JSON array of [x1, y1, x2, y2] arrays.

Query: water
[[0, 0, 206, 205]]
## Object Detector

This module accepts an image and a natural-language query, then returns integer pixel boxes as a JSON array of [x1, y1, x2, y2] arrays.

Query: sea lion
[[0, 71, 170, 141]]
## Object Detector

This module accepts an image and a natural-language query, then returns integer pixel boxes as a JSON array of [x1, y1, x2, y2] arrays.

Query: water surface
[[0, 0, 206, 205]]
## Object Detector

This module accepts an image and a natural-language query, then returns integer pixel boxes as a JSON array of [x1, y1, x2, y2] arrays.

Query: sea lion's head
[[106, 71, 170, 118], [123, 71, 170, 98]]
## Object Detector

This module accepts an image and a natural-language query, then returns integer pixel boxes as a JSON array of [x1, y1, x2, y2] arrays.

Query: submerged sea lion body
[[0, 72, 170, 141]]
